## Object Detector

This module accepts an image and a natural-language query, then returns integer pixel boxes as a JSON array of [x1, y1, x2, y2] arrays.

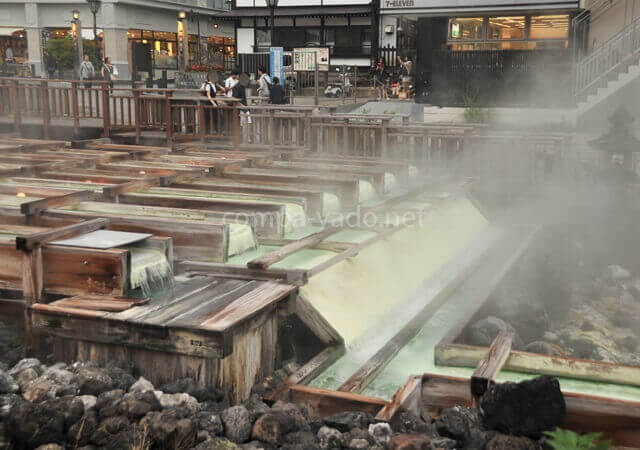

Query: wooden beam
[[20, 190, 95, 217], [295, 295, 343, 345], [286, 384, 389, 420], [177, 261, 308, 286], [259, 238, 355, 253], [376, 375, 422, 421], [15, 218, 109, 252], [248, 227, 340, 270], [102, 178, 161, 199], [470, 330, 513, 402], [287, 345, 345, 386]]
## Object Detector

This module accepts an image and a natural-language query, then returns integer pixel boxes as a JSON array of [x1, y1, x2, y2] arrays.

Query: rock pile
[[0, 355, 566, 450], [464, 258, 640, 366]]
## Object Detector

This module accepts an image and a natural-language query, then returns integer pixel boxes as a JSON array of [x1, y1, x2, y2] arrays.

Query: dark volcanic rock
[[47, 395, 85, 429], [161, 377, 224, 403], [389, 433, 431, 450], [7, 398, 65, 447], [243, 394, 271, 421], [221, 405, 253, 443], [485, 434, 538, 450], [251, 412, 292, 445], [282, 430, 318, 448], [481, 376, 565, 437], [390, 410, 431, 434], [271, 401, 310, 432], [77, 368, 114, 396], [141, 409, 197, 448], [317, 426, 342, 449], [323, 411, 375, 433], [434, 405, 482, 446], [196, 411, 225, 437], [96, 389, 126, 419], [119, 390, 161, 420], [0, 370, 18, 394], [468, 316, 524, 349], [90, 415, 130, 446], [68, 412, 99, 447], [494, 293, 549, 344]]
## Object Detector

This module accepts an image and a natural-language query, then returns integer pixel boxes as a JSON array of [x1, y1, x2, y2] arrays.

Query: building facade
[[0, 0, 235, 79], [228, 0, 375, 68]]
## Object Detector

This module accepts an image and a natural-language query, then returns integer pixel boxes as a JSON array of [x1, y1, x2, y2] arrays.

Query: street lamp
[[71, 10, 83, 79], [72, 10, 80, 20], [266, 0, 278, 48], [86, 0, 101, 44], [178, 10, 187, 20]]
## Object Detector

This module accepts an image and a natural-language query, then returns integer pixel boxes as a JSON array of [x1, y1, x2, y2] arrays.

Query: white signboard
[[381, 0, 578, 10], [293, 48, 330, 72]]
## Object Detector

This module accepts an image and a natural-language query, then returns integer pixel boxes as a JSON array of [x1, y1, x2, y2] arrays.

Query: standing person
[[231, 74, 252, 128], [401, 56, 413, 98], [101, 57, 114, 91], [224, 69, 239, 98], [269, 77, 286, 105], [45, 52, 57, 79], [257, 66, 271, 101], [201, 75, 217, 134], [374, 57, 387, 100], [80, 54, 95, 89], [4, 46, 13, 63]]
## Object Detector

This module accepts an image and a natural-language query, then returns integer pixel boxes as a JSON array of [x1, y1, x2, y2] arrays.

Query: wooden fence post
[[40, 80, 51, 139], [101, 83, 111, 138], [199, 100, 206, 143], [269, 109, 275, 149], [71, 81, 80, 136], [232, 101, 241, 150], [10, 79, 21, 135], [22, 247, 43, 356], [165, 91, 173, 145], [133, 90, 141, 145]]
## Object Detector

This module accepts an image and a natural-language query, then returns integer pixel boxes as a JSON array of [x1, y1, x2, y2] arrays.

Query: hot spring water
[[127, 246, 174, 298]]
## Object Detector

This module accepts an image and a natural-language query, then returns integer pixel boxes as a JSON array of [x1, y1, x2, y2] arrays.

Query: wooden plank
[[286, 345, 345, 386], [294, 295, 343, 345], [376, 375, 422, 421], [470, 330, 513, 401], [259, 238, 354, 253], [20, 190, 95, 216], [286, 384, 389, 420], [436, 343, 640, 389], [421, 373, 640, 447], [16, 218, 108, 251], [248, 227, 340, 270], [177, 261, 308, 285], [102, 178, 161, 199], [199, 282, 296, 332]]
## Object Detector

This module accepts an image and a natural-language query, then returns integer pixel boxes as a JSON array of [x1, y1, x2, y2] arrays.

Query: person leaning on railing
[[201, 75, 218, 134]]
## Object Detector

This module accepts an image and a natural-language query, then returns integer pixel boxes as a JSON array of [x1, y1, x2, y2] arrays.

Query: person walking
[[101, 57, 115, 91], [374, 57, 388, 100], [4, 46, 14, 63], [269, 77, 286, 105], [257, 66, 271, 101], [80, 54, 95, 89], [224, 69, 240, 98], [45, 52, 57, 79], [401, 56, 413, 98]]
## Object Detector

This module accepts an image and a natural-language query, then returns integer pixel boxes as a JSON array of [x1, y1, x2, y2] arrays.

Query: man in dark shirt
[[269, 77, 286, 105]]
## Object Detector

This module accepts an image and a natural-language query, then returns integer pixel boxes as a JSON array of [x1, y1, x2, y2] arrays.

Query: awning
[[380, 0, 579, 15], [220, 5, 371, 18], [0, 28, 26, 37]]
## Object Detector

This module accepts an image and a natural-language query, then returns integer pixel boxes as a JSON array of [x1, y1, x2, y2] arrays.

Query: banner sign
[[270, 47, 285, 85], [293, 48, 330, 72]]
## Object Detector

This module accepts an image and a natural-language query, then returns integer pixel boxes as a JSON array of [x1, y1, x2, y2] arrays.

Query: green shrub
[[46, 36, 102, 70], [462, 89, 492, 124], [544, 428, 611, 450]]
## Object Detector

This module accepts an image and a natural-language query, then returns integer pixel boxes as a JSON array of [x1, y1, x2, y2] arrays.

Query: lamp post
[[178, 10, 189, 72], [71, 10, 83, 79], [266, 0, 278, 48], [86, 0, 101, 45]]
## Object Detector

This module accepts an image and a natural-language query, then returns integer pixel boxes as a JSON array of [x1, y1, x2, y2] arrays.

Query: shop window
[[305, 28, 321, 47], [530, 15, 569, 40], [127, 30, 142, 39], [255, 29, 271, 51], [142, 30, 153, 40], [488, 16, 525, 40], [449, 18, 484, 40]]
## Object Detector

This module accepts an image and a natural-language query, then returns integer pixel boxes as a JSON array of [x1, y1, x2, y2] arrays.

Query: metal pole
[[270, 6, 275, 49], [342, 65, 345, 103], [314, 52, 319, 106], [354, 66, 357, 104], [93, 13, 98, 45]]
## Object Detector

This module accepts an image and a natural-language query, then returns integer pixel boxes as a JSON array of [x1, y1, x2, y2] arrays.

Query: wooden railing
[[0, 77, 511, 164]]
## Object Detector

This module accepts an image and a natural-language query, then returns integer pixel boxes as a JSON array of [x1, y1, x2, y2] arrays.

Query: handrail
[[575, 15, 640, 98]]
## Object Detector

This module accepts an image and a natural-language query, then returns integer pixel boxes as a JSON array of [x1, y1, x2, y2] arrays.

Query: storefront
[[380, 0, 580, 106], [0, 28, 27, 63]]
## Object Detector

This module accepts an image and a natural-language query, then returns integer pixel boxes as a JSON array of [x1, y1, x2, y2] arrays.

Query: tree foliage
[[45, 36, 101, 70]]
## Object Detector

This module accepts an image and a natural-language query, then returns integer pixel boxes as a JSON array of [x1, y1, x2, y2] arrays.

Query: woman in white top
[[257, 66, 271, 100], [224, 69, 239, 98]]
